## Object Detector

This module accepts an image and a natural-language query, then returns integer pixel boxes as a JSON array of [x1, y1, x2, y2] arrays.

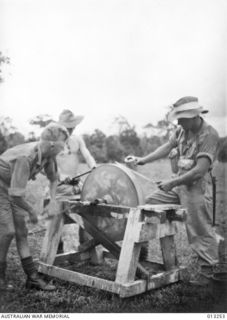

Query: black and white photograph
[[0, 0, 226, 315]]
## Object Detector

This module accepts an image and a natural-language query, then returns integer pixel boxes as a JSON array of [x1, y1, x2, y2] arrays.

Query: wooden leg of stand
[[115, 208, 143, 284], [160, 235, 177, 270], [39, 204, 64, 265], [90, 245, 104, 265]]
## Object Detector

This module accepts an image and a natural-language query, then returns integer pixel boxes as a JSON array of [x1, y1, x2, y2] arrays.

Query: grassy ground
[[0, 160, 226, 313]]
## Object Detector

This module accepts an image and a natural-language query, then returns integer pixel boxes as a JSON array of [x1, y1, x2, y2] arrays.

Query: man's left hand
[[43, 199, 59, 218], [156, 180, 175, 192]]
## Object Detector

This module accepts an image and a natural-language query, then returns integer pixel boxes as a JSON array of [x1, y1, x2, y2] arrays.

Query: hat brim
[[167, 107, 208, 122], [59, 115, 84, 128]]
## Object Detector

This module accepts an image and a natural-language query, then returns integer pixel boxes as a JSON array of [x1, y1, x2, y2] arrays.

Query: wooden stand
[[38, 201, 187, 298]]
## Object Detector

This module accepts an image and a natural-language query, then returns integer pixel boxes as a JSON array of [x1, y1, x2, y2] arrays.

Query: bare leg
[[13, 211, 31, 259], [0, 233, 15, 261]]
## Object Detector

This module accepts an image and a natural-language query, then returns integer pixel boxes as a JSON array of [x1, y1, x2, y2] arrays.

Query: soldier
[[56, 110, 97, 247], [126, 96, 220, 285], [0, 123, 69, 291], [57, 109, 96, 186]]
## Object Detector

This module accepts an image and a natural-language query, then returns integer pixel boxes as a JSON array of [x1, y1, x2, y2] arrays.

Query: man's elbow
[[193, 168, 208, 180]]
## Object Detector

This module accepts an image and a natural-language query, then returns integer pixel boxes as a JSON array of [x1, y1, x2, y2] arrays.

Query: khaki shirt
[[0, 142, 58, 197], [169, 118, 219, 174]]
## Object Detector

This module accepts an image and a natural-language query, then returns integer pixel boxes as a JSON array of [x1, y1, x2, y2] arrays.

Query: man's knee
[[0, 224, 15, 241], [145, 195, 160, 204], [13, 214, 28, 239], [15, 225, 28, 239], [145, 189, 179, 205]]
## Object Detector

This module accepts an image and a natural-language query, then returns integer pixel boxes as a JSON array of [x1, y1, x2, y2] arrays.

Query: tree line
[[0, 51, 226, 163], [0, 114, 175, 163]]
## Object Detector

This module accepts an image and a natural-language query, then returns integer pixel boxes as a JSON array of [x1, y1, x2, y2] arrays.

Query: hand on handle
[[124, 155, 145, 166]]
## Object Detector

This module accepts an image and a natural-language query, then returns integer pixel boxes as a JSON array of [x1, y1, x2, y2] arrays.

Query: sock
[[21, 256, 37, 277]]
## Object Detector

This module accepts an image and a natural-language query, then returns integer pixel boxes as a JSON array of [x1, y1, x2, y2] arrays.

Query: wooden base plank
[[120, 266, 186, 297], [38, 262, 123, 295], [147, 267, 185, 290], [38, 261, 186, 298]]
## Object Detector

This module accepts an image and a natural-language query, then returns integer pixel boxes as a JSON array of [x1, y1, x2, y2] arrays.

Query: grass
[[0, 160, 227, 313]]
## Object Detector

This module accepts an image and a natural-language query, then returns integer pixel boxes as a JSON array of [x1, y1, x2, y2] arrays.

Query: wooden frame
[[38, 201, 187, 298]]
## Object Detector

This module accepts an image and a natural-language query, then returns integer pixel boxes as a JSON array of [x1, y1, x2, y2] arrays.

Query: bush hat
[[166, 96, 208, 122], [58, 109, 84, 128], [40, 123, 69, 142]]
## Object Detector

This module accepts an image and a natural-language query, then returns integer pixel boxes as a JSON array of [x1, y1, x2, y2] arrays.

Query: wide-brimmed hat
[[40, 123, 69, 142], [58, 109, 84, 128], [166, 96, 208, 122]]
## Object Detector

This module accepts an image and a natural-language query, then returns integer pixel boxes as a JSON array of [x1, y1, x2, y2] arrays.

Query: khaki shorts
[[146, 184, 218, 265], [0, 184, 28, 238]]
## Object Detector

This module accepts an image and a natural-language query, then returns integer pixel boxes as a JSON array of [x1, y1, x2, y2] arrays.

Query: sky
[[0, 0, 227, 137]]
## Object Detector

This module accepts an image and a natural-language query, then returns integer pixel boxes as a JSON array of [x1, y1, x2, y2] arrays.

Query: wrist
[[170, 179, 178, 188], [140, 157, 146, 165]]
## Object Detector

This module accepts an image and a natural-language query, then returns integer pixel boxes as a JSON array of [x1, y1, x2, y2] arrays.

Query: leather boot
[[21, 256, 55, 291], [189, 265, 213, 286], [26, 272, 56, 291]]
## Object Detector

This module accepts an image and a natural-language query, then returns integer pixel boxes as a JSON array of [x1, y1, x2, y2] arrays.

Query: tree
[[89, 129, 106, 148], [0, 116, 25, 149], [106, 135, 124, 162], [26, 131, 38, 142], [29, 114, 54, 128], [6, 132, 25, 148], [83, 130, 108, 162], [144, 119, 176, 141], [0, 116, 17, 136], [0, 51, 10, 83], [112, 115, 142, 156], [112, 115, 132, 133], [156, 119, 176, 140], [119, 127, 142, 157], [88, 129, 107, 162], [0, 53, 21, 152]]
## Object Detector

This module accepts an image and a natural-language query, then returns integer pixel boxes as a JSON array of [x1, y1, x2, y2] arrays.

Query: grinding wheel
[[80, 163, 146, 241]]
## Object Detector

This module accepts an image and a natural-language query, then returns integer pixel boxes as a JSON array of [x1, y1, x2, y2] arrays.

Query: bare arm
[[138, 142, 173, 165], [157, 157, 211, 192], [79, 136, 96, 169], [43, 159, 60, 217], [173, 157, 210, 186], [49, 179, 58, 200], [11, 196, 35, 213]]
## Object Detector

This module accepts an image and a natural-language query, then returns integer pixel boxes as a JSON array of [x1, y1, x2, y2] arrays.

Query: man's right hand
[[135, 157, 146, 165], [124, 155, 145, 166]]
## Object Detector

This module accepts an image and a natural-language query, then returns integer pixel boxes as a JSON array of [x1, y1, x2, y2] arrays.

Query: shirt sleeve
[[8, 156, 30, 197], [197, 130, 219, 164], [44, 158, 59, 182]]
